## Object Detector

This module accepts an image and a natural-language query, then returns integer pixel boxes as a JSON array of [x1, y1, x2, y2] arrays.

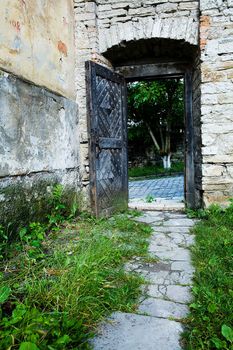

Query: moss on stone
[[0, 180, 81, 240]]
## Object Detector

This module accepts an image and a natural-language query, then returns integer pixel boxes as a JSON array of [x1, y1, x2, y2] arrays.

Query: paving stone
[[92, 312, 183, 350], [147, 284, 165, 298], [149, 242, 178, 254], [134, 212, 164, 224], [168, 233, 195, 247], [171, 261, 195, 273], [139, 298, 189, 319], [150, 233, 177, 246], [166, 285, 192, 304], [165, 213, 188, 219], [146, 270, 192, 285], [163, 219, 195, 227], [153, 248, 191, 261], [146, 270, 193, 286], [167, 232, 186, 245], [152, 226, 191, 234], [166, 271, 193, 285], [143, 270, 170, 284], [147, 285, 192, 304]]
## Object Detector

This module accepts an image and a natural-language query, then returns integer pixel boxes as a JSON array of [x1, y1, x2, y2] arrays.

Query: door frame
[[116, 61, 195, 208]]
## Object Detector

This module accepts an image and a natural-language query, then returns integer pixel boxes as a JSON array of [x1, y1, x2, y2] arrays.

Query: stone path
[[129, 175, 184, 200], [128, 175, 184, 211], [92, 211, 195, 350]]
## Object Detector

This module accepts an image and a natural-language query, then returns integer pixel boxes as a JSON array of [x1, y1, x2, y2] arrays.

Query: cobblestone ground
[[129, 175, 184, 200], [92, 211, 195, 350]]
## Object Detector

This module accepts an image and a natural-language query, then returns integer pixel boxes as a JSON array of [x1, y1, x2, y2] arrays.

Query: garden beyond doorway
[[127, 78, 185, 209]]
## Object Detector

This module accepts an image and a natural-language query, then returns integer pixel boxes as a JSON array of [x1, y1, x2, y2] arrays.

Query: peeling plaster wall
[[0, 73, 79, 178], [0, 0, 75, 99], [0, 0, 80, 230], [0, 72, 80, 230]]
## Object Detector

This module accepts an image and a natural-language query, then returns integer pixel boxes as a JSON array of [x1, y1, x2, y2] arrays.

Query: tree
[[128, 79, 184, 169]]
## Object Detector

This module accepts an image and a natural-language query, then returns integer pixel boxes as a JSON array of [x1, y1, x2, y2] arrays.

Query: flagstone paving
[[129, 175, 184, 200], [92, 211, 196, 350], [128, 176, 185, 211]]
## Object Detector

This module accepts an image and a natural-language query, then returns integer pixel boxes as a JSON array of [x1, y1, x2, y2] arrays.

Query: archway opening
[[103, 37, 202, 210]]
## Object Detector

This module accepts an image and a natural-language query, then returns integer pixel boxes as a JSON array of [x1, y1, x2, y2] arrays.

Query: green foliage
[[0, 184, 76, 261], [0, 210, 152, 349], [129, 162, 184, 178], [145, 195, 156, 203], [0, 225, 8, 260], [19, 343, 40, 350], [185, 208, 209, 220], [1, 303, 90, 350], [184, 202, 233, 349], [0, 286, 11, 304], [127, 79, 184, 156], [47, 184, 67, 228]]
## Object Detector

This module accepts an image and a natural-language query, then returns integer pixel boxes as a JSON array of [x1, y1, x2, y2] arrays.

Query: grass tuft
[[0, 211, 152, 349], [128, 161, 184, 178], [184, 204, 233, 350]]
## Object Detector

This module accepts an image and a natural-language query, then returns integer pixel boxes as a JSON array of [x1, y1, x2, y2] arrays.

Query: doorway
[[86, 59, 200, 216], [127, 77, 185, 210]]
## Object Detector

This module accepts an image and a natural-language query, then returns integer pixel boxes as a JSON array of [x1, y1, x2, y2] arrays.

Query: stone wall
[[0, 71, 80, 231], [97, 0, 199, 54], [200, 0, 233, 206]]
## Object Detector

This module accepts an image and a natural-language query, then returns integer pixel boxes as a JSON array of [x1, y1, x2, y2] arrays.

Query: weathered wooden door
[[86, 61, 128, 217]]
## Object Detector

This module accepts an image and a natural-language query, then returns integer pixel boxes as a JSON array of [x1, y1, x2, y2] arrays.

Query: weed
[[47, 184, 67, 228], [145, 194, 156, 203], [185, 208, 208, 219], [0, 225, 8, 260], [126, 209, 142, 218]]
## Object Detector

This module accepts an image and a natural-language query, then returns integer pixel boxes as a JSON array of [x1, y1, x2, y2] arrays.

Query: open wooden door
[[86, 61, 128, 217]]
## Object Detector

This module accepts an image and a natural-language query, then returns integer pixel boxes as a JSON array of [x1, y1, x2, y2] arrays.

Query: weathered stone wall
[[74, 1, 100, 199], [0, 0, 75, 99], [200, 0, 233, 206], [0, 71, 80, 230]]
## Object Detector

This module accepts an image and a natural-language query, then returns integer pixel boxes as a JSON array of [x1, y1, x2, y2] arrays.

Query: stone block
[[139, 298, 189, 319], [91, 312, 183, 350]]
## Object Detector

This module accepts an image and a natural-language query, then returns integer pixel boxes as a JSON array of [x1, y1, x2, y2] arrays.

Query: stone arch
[[98, 16, 199, 55]]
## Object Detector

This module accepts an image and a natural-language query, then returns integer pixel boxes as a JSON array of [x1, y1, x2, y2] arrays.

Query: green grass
[[0, 212, 152, 350], [128, 161, 184, 178], [184, 204, 233, 349]]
